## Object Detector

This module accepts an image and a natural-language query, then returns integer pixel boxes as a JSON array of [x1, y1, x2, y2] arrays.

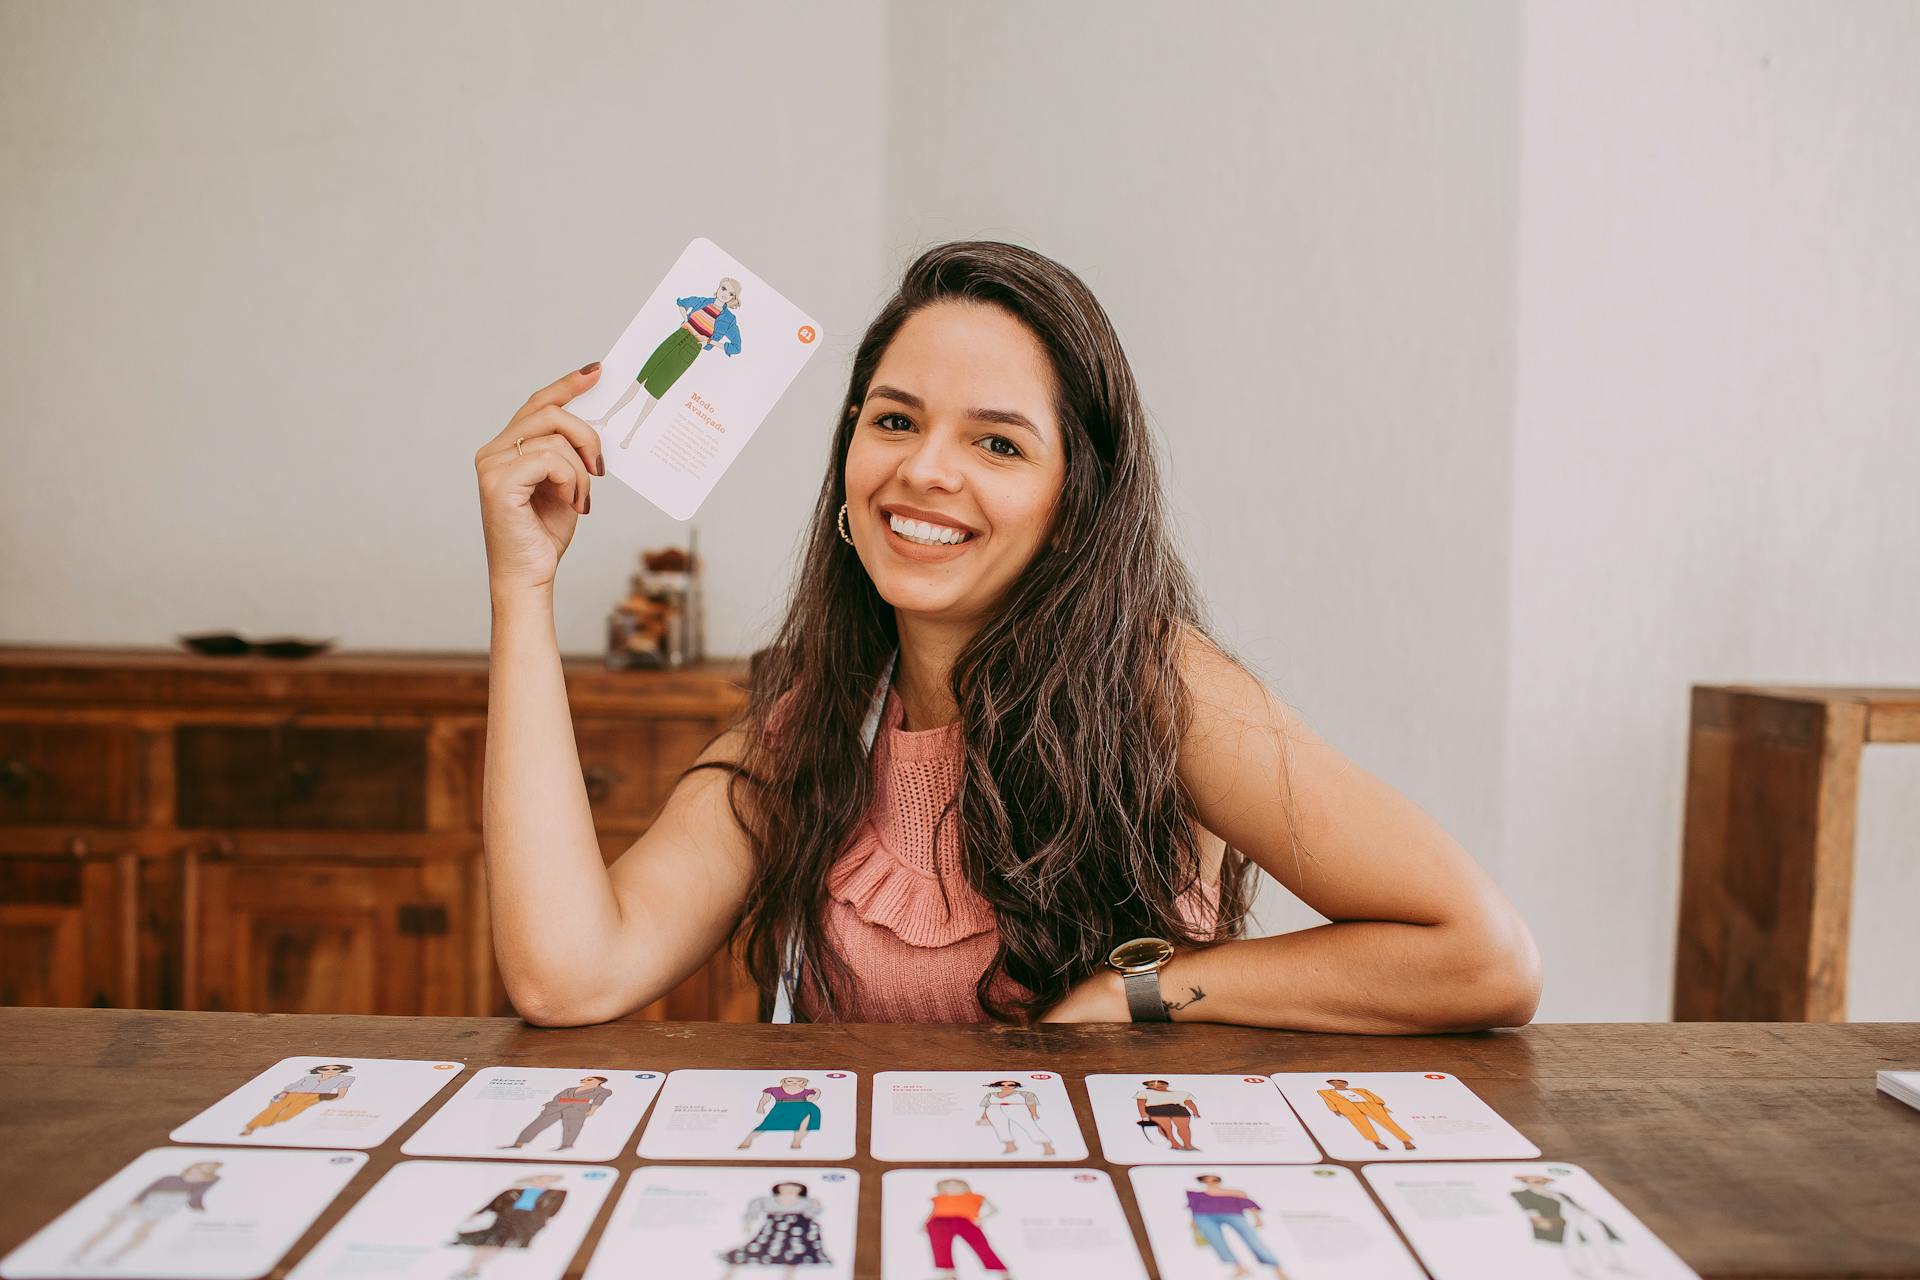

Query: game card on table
[[636, 1068, 857, 1161], [581, 1166, 859, 1280], [870, 1070, 1088, 1162], [286, 1160, 616, 1280], [1129, 1164, 1425, 1280], [168, 1055, 464, 1149], [402, 1066, 664, 1162], [0, 1147, 365, 1280], [570, 235, 824, 521], [1084, 1073, 1320, 1164], [1364, 1161, 1700, 1279], [1267, 1070, 1539, 1161], [880, 1168, 1146, 1280]]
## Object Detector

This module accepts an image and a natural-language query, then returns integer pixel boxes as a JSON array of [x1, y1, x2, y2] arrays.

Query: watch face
[[1109, 936, 1175, 973]]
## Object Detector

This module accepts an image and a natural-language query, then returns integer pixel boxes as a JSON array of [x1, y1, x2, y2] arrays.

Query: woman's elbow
[[1459, 913, 1543, 1029], [505, 980, 622, 1028]]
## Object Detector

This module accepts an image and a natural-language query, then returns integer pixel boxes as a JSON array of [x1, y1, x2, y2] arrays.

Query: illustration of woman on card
[[447, 1173, 567, 1280], [738, 1076, 822, 1151], [1186, 1174, 1290, 1278], [925, 1179, 1008, 1279], [1510, 1174, 1632, 1278], [66, 1160, 223, 1268], [591, 276, 745, 449], [241, 1063, 356, 1135], [1135, 1078, 1204, 1151], [718, 1179, 831, 1275], [977, 1079, 1057, 1156]]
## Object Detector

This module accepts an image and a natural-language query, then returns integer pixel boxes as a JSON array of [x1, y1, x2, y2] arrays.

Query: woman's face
[[843, 301, 1067, 625]]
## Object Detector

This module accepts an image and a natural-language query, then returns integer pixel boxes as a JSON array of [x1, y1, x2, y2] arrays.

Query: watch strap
[[1122, 968, 1170, 1022]]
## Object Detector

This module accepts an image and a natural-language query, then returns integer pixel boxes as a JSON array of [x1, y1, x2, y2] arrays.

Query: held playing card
[[636, 1069, 858, 1162], [168, 1055, 465, 1150], [1268, 1070, 1540, 1161], [0, 1147, 365, 1280], [581, 1166, 859, 1280], [1083, 1073, 1320, 1165], [870, 1070, 1088, 1163], [401, 1066, 664, 1163], [570, 235, 823, 520], [286, 1160, 617, 1280], [1363, 1161, 1701, 1279]]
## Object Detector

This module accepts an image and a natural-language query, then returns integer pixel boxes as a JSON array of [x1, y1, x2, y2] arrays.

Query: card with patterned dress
[[871, 1071, 1087, 1162], [0, 1147, 364, 1280], [286, 1160, 616, 1280], [402, 1066, 664, 1162], [636, 1069, 858, 1161], [581, 1166, 858, 1280], [169, 1055, 465, 1149]]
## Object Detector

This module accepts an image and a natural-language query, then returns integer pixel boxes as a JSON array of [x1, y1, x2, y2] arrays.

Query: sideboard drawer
[[176, 725, 428, 830], [0, 723, 143, 827], [570, 717, 723, 830]]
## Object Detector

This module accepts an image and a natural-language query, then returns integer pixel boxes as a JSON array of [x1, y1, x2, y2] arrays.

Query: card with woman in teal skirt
[[737, 1076, 824, 1152], [590, 276, 746, 449]]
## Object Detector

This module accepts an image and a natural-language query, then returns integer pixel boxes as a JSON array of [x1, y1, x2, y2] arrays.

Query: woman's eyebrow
[[867, 384, 1044, 441]]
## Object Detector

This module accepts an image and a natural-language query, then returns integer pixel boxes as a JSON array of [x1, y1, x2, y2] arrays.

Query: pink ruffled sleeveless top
[[793, 685, 1221, 1022]]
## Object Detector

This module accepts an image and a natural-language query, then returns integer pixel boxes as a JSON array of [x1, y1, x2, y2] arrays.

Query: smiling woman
[[475, 240, 1542, 1031]]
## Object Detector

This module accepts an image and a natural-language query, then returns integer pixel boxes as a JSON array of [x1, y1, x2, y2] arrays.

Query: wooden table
[[2, 1010, 1918, 1279]]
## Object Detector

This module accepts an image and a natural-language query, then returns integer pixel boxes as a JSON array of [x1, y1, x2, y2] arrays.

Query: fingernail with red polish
[[578, 361, 601, 375]]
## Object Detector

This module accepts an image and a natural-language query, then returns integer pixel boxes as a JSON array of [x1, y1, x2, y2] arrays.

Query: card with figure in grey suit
[[403, 1066, 663, 1162]]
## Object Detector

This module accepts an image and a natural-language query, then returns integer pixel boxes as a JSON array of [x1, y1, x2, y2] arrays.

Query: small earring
[[836, 502, 854, 546]]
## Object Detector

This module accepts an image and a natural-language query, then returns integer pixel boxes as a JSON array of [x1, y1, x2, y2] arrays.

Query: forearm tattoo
[[1163, 986, 1207, 1011]]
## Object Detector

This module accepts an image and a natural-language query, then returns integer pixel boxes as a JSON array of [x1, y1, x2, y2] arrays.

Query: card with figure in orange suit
[[170, 1056, 464, 1150], [1267, 1071, 1539, 1161]]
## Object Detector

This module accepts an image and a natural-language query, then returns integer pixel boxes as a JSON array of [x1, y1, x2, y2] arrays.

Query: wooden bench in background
[[1675, 683, 1920, 1021]]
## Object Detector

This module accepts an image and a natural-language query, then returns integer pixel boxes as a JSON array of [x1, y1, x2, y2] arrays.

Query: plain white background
[[0, 0, 1912, 1021]]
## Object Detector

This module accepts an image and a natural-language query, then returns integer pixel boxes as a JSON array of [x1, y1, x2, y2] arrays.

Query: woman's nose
[[897, 431, 965, 490]]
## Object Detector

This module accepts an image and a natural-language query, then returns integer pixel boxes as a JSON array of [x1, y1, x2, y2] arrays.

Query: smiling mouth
[[886, 512, 976, 546]]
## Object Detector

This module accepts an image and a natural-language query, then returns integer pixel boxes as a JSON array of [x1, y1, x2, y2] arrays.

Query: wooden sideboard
[[0, 646, 755, 1020]]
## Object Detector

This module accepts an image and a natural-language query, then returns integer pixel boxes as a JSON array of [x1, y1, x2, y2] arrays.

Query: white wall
[[1506, 0, 1920, 1019], [1, 0, 1912, 1019]]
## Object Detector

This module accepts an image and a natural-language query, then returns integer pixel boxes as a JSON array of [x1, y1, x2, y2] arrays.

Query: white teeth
[[888, 513, 973, 545]]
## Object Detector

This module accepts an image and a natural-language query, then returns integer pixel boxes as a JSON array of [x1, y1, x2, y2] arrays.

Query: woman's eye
[[874, 412, 913, 432], [983, 436, 1022, 458]]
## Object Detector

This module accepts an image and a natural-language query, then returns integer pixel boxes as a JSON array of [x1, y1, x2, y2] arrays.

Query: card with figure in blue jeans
[[1129, 1164, 1423, 1280]]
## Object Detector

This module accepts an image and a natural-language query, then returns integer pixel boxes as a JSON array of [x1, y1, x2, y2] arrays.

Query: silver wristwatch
[[1107, 936, 1176, 1022]]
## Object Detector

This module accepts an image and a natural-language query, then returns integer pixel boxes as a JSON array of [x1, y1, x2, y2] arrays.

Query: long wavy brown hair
[[691, 240, 1260, 1022]]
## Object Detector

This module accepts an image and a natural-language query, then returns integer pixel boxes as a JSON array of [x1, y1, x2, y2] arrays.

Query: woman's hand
[[474, 363, 606, 597], [1035, 969, 1129, 1023]]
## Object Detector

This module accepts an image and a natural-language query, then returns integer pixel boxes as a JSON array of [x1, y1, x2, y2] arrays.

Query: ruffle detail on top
[[825, 686, 998, 949]]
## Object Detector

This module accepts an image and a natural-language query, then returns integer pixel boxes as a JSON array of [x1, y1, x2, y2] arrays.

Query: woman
[[448, 1174, 567, 1280], [718, 1180, 831, 1276], [976, 1080, 1055, 1157], [1185, 1175, 1287, 1279], [67, 1161, 223, 1268], [474, 239, 1541, 1028], [924, 1178, 1007, 1279], [1135, 1079, 1201, 1151], [737, 1076, 822, 1151]]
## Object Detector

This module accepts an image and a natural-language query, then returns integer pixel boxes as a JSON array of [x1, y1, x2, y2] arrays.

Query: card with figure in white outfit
[[0, 1147, 364, 1280], [880, 1168, 1146, 1280], [169, 1055, 464, 1149], [1363, 1162, 1700, 1280], [871, 1071, 1087, 1162], [402, 1066, 664, 1162], [637, 1069, 858, 1161], [582, 1166, 859, 1280], [1268, 1071, 1539, 1161], [1128, 1164, 1425, 1280], [1084, 1073, 1320, 1164], [287, 1160, 616, 1280]]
